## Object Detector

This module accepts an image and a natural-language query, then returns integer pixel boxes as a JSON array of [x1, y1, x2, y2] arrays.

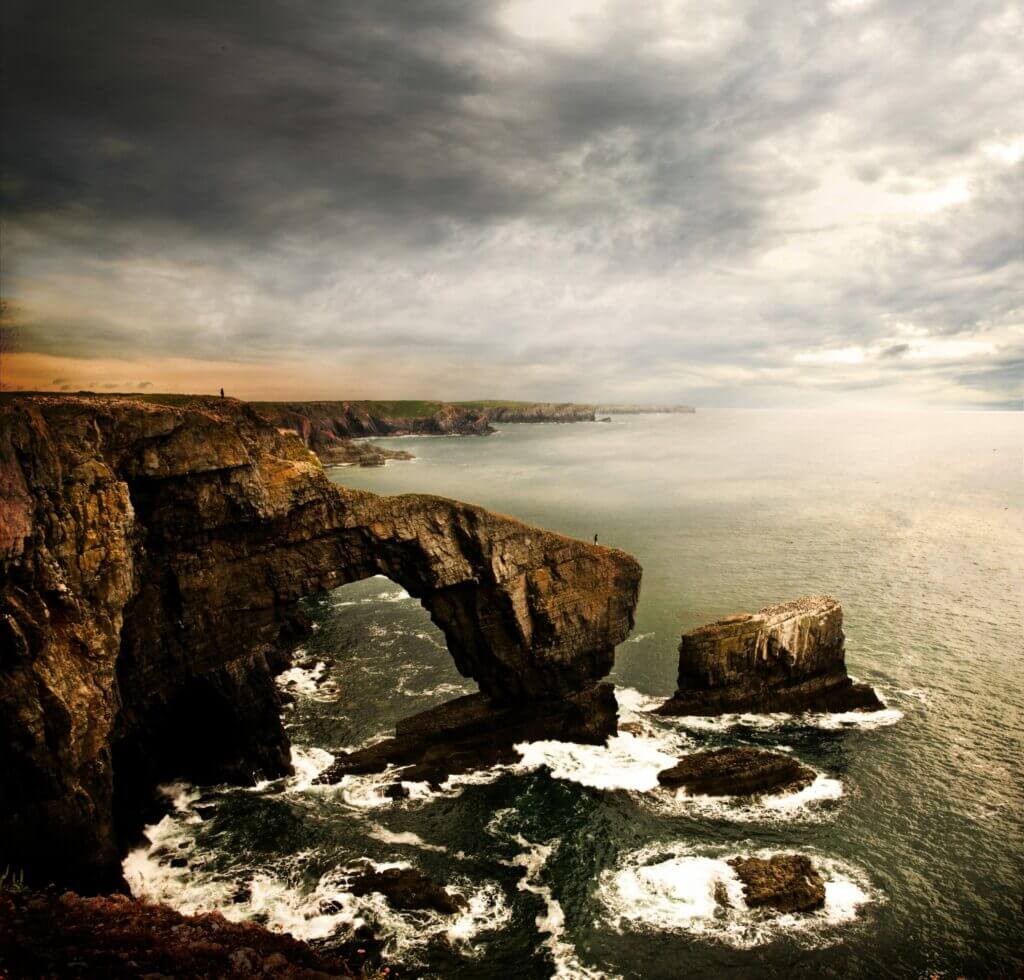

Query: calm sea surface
[[126, 410, 1023, 978]]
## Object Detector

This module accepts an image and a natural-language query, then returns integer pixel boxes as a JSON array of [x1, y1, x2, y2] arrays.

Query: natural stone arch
[[1, 396, 641, 890]]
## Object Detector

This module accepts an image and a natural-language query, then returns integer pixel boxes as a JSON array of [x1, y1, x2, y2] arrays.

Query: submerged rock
[[347, 866, 467, 915], [727, 853, 826, 913], [657, 596, 882, 716], [657, 747, 816, 797]]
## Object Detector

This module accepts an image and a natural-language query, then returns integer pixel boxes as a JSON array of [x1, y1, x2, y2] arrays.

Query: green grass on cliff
[[453, 399, 541, 409]]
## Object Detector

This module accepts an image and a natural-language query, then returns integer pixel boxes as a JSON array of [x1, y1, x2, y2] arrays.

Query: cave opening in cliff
[[281, 575, 477, 745], [109, 573, 476, 850]]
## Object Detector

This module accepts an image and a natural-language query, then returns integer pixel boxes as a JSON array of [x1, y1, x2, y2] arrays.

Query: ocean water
[[124, 410, 1023, 978]]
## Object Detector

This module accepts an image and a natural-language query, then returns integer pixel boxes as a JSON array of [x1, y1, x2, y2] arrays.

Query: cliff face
[[254, 401, 606, 467], [657, 596, 881, 715], [253, 399, 493, 465], [472, 403, 596, 423], [0, 396, 640, 891]]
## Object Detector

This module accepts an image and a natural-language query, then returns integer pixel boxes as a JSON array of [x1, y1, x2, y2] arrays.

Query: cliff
[[252, 400, 603, 466], [252, 399, 493, 467], [594, 404, 695, 414], [657, 596, 881, 715], [0, 395, 641, 891], [456, 401, 596, 423]]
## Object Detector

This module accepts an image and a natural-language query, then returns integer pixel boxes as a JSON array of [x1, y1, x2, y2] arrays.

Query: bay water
[[124, 410, 1023, 978]]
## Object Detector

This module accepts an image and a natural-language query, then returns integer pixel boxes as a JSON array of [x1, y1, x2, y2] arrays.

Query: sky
[[1, 0, 1022, 407]]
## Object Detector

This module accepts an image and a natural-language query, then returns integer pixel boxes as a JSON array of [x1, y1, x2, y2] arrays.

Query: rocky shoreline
[[1, 393, 888, 970], [0, 394, 640, 892]]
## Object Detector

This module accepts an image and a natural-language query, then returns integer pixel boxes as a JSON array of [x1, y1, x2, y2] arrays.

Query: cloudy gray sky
[[2, 0, 1022, 405]]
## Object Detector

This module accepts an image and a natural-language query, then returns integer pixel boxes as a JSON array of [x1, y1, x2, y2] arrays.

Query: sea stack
[[657, 596, 882, 716]]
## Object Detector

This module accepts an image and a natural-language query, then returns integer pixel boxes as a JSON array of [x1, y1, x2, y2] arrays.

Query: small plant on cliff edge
[[0, 866, 26, 894]]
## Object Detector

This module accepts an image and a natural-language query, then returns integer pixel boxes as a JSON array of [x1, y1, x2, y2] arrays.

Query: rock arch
[[0, 396, 641, 890]]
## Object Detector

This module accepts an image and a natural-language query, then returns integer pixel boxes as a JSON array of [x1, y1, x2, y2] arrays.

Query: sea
[[123, 409, 1023, 978]]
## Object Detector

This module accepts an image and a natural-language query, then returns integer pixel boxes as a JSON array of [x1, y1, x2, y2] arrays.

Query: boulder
[[346, 867, 467, 915], [657, 747, 815, 797], [657, 596, 882, 716], [727, 853, 826, 913]]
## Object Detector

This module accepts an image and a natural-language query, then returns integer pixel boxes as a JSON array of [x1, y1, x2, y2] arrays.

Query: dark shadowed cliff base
[[0, 394, 640, 894]]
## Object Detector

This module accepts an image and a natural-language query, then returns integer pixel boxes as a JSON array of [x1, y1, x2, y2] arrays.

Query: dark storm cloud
[[2, 0, 1022, 404]]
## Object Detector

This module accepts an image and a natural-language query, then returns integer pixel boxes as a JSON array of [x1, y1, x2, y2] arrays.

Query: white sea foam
[[614, 686, 666, 723], [514, 732, 682, 792], [125, 791, 509, 961], [662, 706, 903, 732], [286, 745, 336, 791], [508, 835, 618, 980], [365, 822, 448, 853], [812, 708, 904, 730], [276, 661, 329, 698], [624, 631, 656, 644], [597, 843, 875, 948], [655, 772, 844, 824], [320, 761, 509, 809]]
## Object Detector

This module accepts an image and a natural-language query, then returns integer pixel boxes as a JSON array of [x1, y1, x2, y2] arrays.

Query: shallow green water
[[126, 410, 1023, 977]]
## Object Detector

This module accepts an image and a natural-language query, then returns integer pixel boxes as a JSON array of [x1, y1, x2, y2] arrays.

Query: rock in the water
[[657, 747, 816, 797], [347, 866, 467, 915], [727, 853, 826, 913], [0, 394, 640, 891], [657, 596, 882, 716], [317, 684, 618, 786]]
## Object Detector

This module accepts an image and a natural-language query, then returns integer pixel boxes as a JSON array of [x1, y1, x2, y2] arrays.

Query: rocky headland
[[0, 394, 641, 893], [252, 399, 492, 467], [657, 596, 882, 716], [253, 399, 605, 467]]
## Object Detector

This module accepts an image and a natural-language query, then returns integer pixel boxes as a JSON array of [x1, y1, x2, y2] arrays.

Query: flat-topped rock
[[727, 854, 826, 913], [657, 747, 816, 797], [657, 596, 882, 716]]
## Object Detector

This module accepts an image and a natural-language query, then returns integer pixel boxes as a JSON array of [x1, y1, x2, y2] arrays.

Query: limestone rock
[[0, 395, 641, 890], [727, 853, 826, 913], [657, 747, 815, 797], [657, 596, 882, 716]]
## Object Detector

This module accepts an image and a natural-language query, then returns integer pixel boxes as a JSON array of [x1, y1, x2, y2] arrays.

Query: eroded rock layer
[[0, 395, 640, 890], [657, 596, 882, 716]]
